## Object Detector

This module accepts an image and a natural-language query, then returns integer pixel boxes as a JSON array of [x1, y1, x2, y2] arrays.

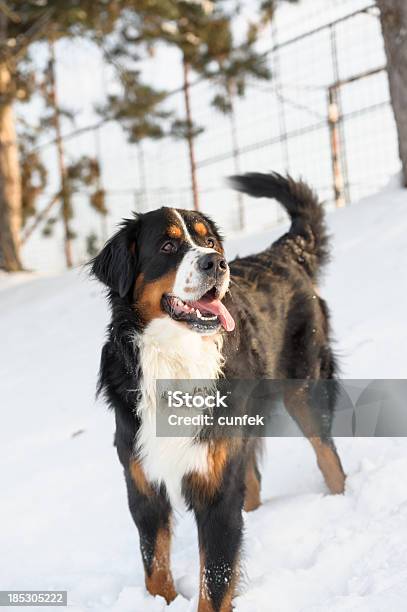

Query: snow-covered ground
[[1, 180, 407, 611]]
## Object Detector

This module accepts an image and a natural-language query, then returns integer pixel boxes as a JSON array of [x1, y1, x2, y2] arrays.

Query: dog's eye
[[206, 238, 215, 248], [161, 241, 177, 254]]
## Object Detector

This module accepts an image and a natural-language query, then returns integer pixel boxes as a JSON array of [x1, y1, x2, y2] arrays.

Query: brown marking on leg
[[284, 385, 319, 437], [310, 437, 346, 494], [145, 527, 177, 604], [198, 549, 213, 612], [198, 581, 234, 612], [284, 385, 346, 494], [198, 549, 237, 612], [191, 446, 243, 611], [187, 441, 233, 504], [125, 461, 176, 605], [129, 459, 154, 497], [244, 459, 261, 512]]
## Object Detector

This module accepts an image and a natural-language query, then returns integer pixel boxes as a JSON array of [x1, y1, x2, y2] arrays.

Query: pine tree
[[104, 1, 294, 212], [97, 67, 171, 211], [199, 9, 273, 228], [110, 0, 236, 211], [0, 1, 131, 271]]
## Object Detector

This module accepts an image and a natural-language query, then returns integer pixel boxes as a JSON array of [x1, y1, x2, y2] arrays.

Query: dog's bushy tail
[[229, 172, 329, 278]]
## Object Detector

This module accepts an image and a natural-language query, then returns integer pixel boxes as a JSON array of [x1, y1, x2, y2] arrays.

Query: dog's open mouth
[[162, 287, 235, 333]]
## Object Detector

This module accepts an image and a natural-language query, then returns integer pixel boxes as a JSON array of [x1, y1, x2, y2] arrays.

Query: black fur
[[90, 218, 140, 298], [229, 172, 330, 278], [91, 173, 345, 612]]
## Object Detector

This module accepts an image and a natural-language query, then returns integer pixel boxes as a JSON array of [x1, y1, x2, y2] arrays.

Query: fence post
[[329, 23, 350, 206], [328, 85, 346, 208], [271, 23, 289, 223], [226, 83, 245, 231]]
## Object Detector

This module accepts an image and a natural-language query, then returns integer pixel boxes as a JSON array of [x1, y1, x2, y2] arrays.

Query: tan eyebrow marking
[[167, 224, 183, 239], [194, 222, 207, 237]]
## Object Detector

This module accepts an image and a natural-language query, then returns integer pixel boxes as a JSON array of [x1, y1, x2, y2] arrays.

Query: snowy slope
[[1, 180, 407, 612]]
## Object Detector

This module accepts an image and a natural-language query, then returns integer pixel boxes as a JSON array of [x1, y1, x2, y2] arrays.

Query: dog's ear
[[90, 223, 138, 298]]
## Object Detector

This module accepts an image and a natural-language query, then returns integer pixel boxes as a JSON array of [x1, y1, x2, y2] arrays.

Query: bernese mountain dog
[[90, 173, 346, 612]]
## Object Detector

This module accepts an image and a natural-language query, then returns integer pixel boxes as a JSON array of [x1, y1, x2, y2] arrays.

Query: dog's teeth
[[170, 297, 218, 321]]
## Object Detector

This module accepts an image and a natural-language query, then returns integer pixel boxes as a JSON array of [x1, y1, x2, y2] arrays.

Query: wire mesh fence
[[23, 3, 401, 270]]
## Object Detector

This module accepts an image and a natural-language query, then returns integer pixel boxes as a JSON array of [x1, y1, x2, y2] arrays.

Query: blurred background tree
[[0, 0, 297, 271], [38, 40, 108, 266], [107, 0, 259, 212], [201, 4, 275, 228], [96, 67, 171, 213], [17, 118, 47, 229], [93, 0, 296, 212], [0, 0, 130, 271]]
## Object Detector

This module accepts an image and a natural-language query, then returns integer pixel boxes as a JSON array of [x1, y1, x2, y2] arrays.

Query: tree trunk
[[182, 57, 200, 211], [94, 125, 108, 242], [0, 62, 23, 271], [48, 39, 73, 268], [377, 0, 407, 187]]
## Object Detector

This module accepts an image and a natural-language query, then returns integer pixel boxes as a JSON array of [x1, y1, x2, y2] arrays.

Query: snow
[[1, 179, 407, 611]]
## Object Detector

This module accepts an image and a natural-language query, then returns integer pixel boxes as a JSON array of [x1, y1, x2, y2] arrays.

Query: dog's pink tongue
[[194, 297, 235, 332]]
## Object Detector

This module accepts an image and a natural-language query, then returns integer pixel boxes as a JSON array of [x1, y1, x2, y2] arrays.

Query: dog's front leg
[[186, 452, 245, 612], [124, 460, 177, 604]]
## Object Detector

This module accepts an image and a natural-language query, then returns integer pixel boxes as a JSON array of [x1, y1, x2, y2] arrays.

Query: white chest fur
[[136, 317, 223, 507]]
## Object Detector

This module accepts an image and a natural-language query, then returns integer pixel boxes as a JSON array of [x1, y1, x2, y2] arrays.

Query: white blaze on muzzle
[[171, 210, 230, 301]]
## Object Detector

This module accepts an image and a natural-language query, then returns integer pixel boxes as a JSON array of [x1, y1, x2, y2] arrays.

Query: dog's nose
[[199, 253, 228, 276]]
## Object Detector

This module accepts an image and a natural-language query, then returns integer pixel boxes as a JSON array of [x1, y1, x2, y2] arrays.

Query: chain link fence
[[23, 3, 401, 270]]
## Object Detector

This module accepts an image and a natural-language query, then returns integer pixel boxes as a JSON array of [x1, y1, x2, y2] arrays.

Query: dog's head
[[91, 207, 235, 334]]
